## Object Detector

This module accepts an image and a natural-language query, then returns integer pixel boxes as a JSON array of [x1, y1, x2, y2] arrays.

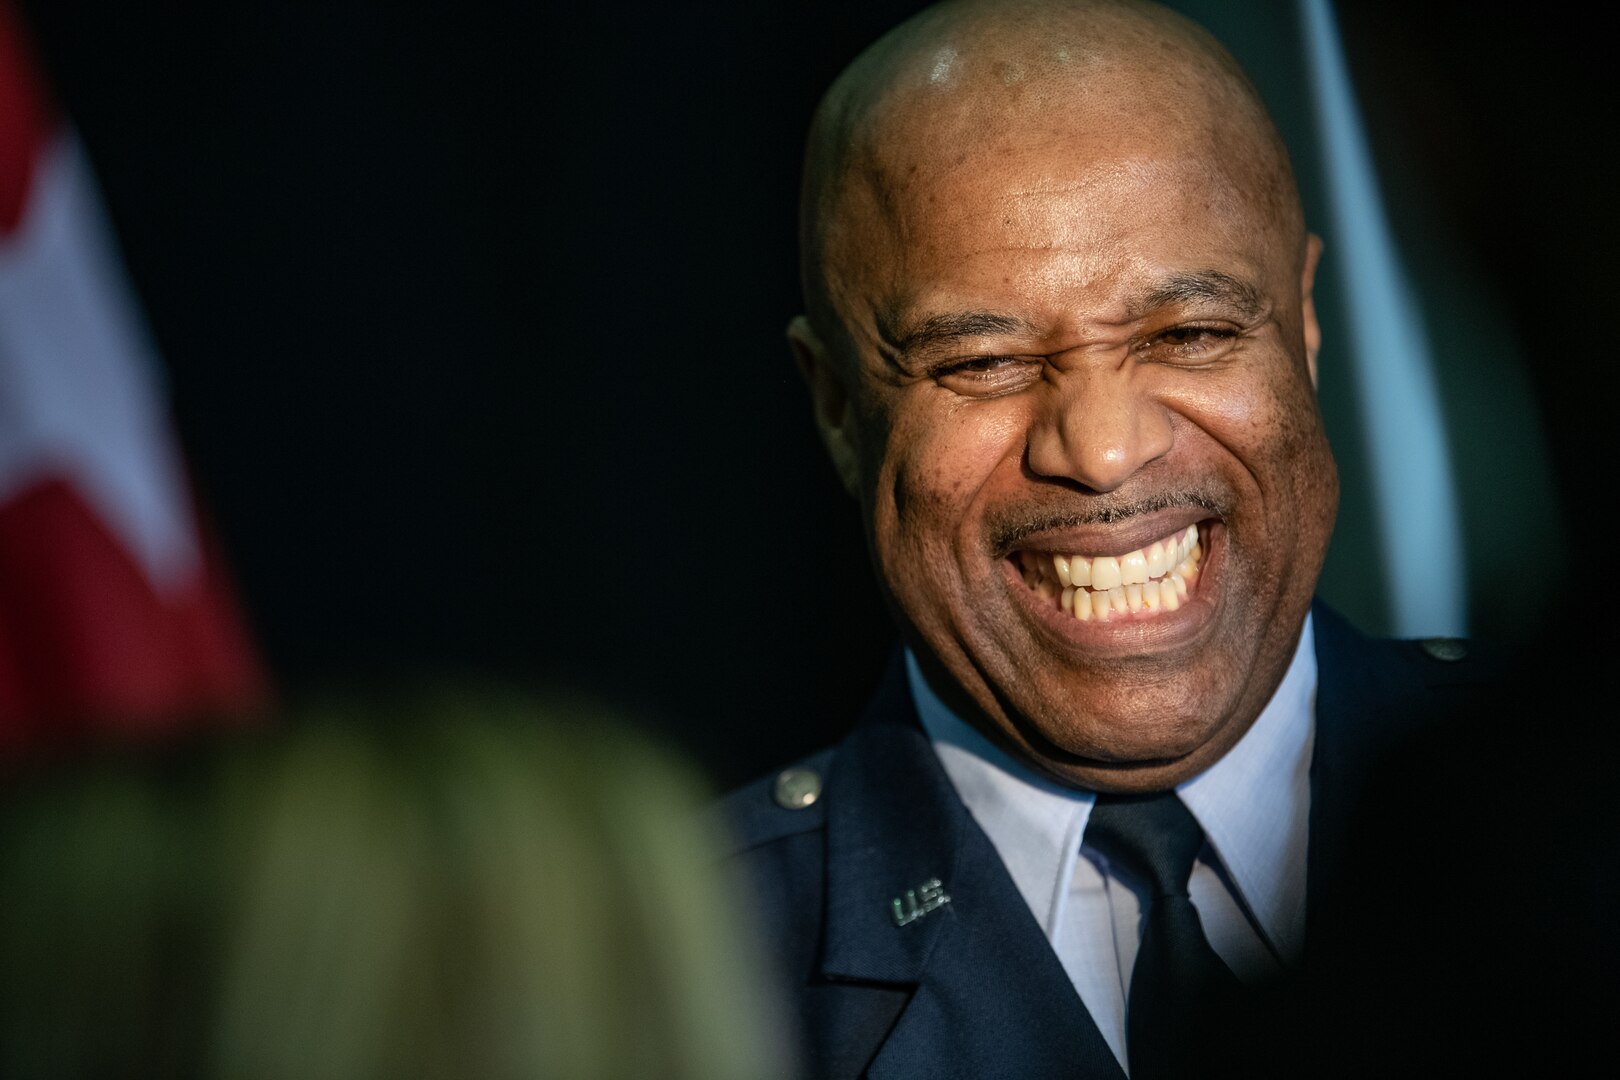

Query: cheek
[[1171, 367, 1280, 445], [875, 396, 1028, 556], [1174, 363, 1337, 549], [1172, 360, 1324, 469], [1244, 370, 1337, 517]]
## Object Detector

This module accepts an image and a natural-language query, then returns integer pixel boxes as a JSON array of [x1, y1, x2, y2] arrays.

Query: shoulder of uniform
[[1395, 633, 1508, 688], [703, 745, 837, 858], [1313, 601, 1508, 691]]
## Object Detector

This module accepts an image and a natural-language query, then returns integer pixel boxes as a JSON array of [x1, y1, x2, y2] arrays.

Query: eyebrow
[[1131, 270, 1266, 320], [877, 269, 1267, 358], [880, 310, 1042, 356]]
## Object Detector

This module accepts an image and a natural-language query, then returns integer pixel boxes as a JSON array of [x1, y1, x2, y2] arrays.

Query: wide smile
[[1011, 522, 1208, 624]]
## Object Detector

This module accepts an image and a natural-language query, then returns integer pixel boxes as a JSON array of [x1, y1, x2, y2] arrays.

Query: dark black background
[[17, 1, 1610, 789]]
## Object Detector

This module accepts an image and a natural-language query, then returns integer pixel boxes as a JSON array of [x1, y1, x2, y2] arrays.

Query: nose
[[1025, 367, 1173, 492]]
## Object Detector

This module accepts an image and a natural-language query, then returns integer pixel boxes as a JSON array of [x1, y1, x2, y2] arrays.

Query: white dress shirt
[[906, 614, 1317, 1074]]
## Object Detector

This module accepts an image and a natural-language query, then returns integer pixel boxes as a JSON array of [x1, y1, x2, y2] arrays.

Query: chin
[[994, 681, 1244, 792], [1056, 755, 1220, 795]]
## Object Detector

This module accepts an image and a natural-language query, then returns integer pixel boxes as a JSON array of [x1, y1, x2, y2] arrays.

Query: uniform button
[[1419, 637, 1468, 662], [773, 767, 822, 810]]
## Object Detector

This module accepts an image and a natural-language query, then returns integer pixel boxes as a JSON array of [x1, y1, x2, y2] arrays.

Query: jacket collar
[[826, 610, 1362, 981], [819, 653, 1125, 1079]]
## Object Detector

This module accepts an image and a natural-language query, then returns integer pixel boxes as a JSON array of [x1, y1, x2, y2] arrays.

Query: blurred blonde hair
[[0, 688, 784, 1079]]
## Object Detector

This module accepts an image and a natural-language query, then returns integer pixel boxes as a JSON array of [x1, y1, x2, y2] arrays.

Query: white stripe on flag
[[0, 128, 199, 592]]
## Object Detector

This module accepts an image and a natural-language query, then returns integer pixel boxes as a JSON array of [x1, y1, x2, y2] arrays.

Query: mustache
[[987, 491, 1225, 555]]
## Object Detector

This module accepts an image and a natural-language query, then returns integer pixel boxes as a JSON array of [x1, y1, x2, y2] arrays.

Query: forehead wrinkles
[[823, 112, 1270, 319]]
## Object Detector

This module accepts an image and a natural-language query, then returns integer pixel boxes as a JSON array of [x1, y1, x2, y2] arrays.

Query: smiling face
[[793, 10, 1339, 792]]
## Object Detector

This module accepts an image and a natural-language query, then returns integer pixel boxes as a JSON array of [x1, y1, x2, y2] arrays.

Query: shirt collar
[[908, 612, 1317, 961]]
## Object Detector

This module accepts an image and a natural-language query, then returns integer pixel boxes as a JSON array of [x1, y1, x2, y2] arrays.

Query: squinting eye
[[934, 355, 1043, 397], [950, 356, 1019, 374], [1143, 325, 1240, 364]]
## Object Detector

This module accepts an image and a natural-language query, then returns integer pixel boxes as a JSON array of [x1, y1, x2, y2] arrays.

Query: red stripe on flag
[[0, 0, 56, 234], [0, 477, 270, 753]]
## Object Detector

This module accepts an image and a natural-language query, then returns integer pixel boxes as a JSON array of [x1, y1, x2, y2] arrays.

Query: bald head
[[799, 0, 1304, 356]]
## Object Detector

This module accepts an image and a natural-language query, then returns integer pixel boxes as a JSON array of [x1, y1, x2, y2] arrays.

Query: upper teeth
[[1044, 525, 1203, 621]]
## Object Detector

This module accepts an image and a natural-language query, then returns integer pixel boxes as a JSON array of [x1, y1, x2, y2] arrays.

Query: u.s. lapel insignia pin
[[891, 878, 951, 927]]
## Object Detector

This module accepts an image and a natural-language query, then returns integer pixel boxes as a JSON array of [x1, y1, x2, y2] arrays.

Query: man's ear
[[787, 315, 862, 499], [1301, 233, 1324, 389]]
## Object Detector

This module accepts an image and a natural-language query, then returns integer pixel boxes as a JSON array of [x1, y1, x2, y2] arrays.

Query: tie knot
[[1085, 792, 1205, 899]]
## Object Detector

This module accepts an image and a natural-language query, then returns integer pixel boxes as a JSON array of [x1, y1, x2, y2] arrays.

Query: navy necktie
[[1086, 792, 1240, 1079]]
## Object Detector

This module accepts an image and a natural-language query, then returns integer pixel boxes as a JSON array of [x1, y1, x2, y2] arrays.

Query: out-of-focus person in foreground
[[0, 690, 787, 1079]]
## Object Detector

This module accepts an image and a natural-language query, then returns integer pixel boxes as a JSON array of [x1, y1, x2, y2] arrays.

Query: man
[[716, 1, 1491, 1076]]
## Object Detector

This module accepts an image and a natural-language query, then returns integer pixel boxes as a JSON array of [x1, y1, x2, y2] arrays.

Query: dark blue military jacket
[[714, 604, 1494, 1079]]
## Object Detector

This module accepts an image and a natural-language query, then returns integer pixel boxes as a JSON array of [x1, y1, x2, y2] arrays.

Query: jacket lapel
[[820, 659, 1125, 1079], [1305, 601, 1434, 953]]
